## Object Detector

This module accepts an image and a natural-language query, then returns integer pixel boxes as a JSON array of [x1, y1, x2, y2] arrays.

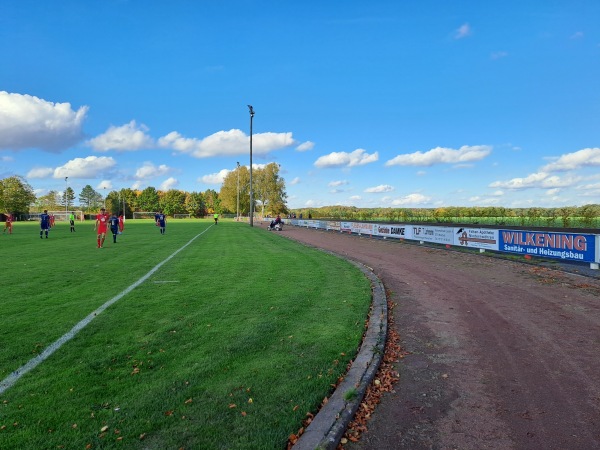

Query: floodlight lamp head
[[247, 105, 254, 116]]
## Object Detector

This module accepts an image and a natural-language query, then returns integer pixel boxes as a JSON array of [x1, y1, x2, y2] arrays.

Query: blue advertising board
[[499, 230, 596, 262]]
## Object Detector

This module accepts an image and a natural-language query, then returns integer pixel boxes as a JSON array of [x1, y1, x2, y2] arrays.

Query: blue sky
[[1, 1, 599, 210]]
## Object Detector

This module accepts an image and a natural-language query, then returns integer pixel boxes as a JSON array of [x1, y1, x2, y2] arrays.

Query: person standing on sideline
[[3, 212, 13, 234], [156, 210, 166, 234], [49, 214, 55, 228], [118, 211, 124, 233], [40, 210, 50, 238], [109, 212, 120, 243], [95, 207, 109, 248], [69, 212, 76, 232], [213, 213, 218, 225]]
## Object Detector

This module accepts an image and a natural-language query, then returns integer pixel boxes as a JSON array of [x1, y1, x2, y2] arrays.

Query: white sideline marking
[[0, 226, 212, 395]]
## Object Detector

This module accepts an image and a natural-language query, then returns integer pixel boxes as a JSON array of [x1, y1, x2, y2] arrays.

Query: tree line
[[0, 163, 289, 219], [294, 205, 600, 229]]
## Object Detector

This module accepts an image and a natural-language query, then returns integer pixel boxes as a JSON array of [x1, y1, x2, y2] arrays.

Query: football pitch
[[0, 220, 371, 449]]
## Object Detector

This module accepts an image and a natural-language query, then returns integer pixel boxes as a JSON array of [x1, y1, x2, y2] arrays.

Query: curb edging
[[292, 260, 388, 450]]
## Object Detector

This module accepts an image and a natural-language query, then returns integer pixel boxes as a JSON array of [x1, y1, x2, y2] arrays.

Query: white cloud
[[491, 51, 508, 60], [27, 167, 55, 178], [416, 170, 426, 176], [385, 145, 491, 167], [88, 120, 154, 151], [160, 177, 179, 191], [97, 180, 112, 190], [541, 147, 600, 172], [158, 129, 295, 158], [135, 162, 171, 179], [200, 169, 231, 184], [489, 172, 580, 190], [314, 149, 379, 168], [296, 141, 314, 152], [390, 193, 431, 206], [1, 156, 14, 162], [328, 180, 349, 187], [454, 23, 471, 39], [365, 184, 394, 193], [54, 156, 117, 178], [570, 31, 584, 39], [349, 195, 362, 201], [289, 177, 301, 185], [0, 91, 88, 152]]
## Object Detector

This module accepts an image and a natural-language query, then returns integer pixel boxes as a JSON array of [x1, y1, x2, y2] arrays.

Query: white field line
[[0, 226, 213, 395]]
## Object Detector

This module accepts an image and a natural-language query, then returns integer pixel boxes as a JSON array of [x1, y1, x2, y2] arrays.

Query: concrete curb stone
[[292, 259, 388, 450]]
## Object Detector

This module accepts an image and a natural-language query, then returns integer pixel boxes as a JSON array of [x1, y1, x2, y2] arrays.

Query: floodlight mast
[[65, 177, 68, 217], [248, 105, 255, 227], [236, 161, 240, 221]]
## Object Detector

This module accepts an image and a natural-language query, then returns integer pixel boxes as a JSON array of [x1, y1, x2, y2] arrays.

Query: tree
[[0, 176, 36, 214], [61, 187, 76, 209], [79, 185, 102, 211], [253, 163, 287, 217], [137, 187, 160, 212], [184, 192, 205, 217], [219, 165, 250, 216], [37, 190, 62, 211], [203, 189, 220, 214], [159, 189, 187, 215]]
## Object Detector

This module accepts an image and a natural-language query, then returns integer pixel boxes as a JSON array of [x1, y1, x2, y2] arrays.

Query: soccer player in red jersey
[[94, 208, 110, 248], [118, 210, 125, 233], [3, 212, 13, 234]]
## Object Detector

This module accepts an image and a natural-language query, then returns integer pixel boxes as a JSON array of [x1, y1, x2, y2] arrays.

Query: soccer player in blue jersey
[[155, 210, 166, 235], [40, 210, 50, 239], [109, 212, 120, 243]]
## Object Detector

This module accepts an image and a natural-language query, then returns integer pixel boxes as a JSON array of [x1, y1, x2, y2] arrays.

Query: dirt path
[[280, 227, 600, 450]]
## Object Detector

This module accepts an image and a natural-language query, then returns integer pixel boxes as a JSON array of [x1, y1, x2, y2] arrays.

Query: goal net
[[44, 211, 84, 221], [133, 211, 158, 220], [173, 214, 191, 219]]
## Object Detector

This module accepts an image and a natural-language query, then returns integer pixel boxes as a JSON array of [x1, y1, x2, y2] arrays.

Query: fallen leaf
[[164, 410, 174, 416], [184, 398, 193, 404], [100, 426, 109, 433], [229, 404, 236, 409]]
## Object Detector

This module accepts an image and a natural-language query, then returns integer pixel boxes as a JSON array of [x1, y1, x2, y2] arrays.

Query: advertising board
[[453, 228, 499, 250], [499, 230, 596, 262]]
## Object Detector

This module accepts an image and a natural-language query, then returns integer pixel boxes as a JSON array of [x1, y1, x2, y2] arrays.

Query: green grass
[[0, 220, 371, 449]]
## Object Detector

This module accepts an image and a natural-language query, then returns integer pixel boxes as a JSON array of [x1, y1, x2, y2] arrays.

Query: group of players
[[3, 208, 165, 247], [93, 208, 126, 248]]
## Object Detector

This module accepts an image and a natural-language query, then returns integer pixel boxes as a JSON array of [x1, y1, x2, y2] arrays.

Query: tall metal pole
[[236, 161, 240, 221], [248, 105, 254, 227], [65, 176, 68, 218]]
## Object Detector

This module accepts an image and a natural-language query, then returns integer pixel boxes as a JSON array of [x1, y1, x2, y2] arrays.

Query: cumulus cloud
[[0, 91, 88, 152], [27, 167, 55, 179], [159, 129, 295, 158], [160, 177, 179, 191], [97, 180, 112, 190], [489, 172, 580, 190], [296, 141, 314, 152], [36, 156, 117, 179], [365, 184, 394, 193], [135, 162, 172, 179], [454, 23, 471, 39], [314, 149, 378, 168], [88, 120, 154, 151], [200, 169, 231, 184], [390, 193, 431, 206], [289, 177, 301, 185], [385, 145, 491, 167], [541, 147, 600, 172], [328, 180, 349, 187]]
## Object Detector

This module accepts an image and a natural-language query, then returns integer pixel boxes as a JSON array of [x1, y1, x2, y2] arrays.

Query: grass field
[[0, 220, 371, 449]]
